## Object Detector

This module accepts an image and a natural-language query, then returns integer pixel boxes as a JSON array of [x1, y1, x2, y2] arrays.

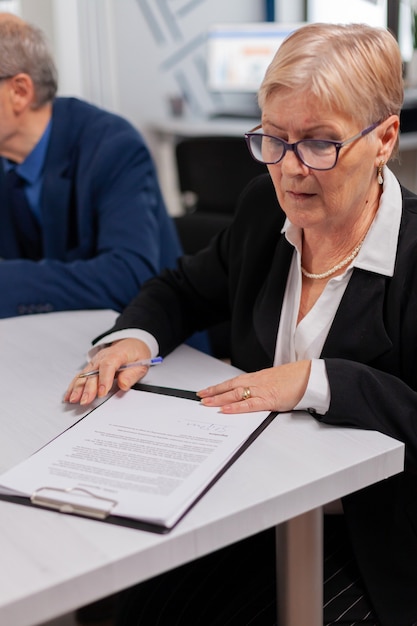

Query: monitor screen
[[307, 0, 387, 28], [206, 22, 306, 94]]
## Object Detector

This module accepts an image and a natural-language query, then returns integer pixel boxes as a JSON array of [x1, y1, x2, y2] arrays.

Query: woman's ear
[[376, 114, 400, 164], [7, 73, 35, 113]]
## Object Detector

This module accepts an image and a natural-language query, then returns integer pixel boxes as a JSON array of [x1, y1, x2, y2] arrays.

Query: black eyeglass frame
[[244, 120, 382, 171]]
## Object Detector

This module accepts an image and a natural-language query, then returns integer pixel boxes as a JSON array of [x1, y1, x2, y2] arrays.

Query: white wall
[[99, 0, 267, 126], [23, 0, 271, 120], [18, 0, 306, 146], [18, 1, 272, 144]]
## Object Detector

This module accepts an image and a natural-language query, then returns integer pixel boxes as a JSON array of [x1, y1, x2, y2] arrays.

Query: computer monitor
[[206, 22, 306, 94], [307, 0, 413, 64], [307, 0, 387, 28]]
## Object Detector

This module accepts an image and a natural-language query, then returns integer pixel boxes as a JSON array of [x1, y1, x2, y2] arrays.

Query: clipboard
[[0, 383, 276, 534]]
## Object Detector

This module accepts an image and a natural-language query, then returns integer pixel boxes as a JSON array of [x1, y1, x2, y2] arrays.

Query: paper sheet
[[0, 388, 272, 528]]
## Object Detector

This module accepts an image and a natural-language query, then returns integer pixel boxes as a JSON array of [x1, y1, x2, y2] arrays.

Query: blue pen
[[78, 356, 163, 378]]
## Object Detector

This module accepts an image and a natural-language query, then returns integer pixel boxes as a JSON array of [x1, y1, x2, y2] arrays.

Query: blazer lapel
[[41, 165, 73, 259], [322, 268, 392, 362], [40, 100, 76, 260], [253, 245, 391, 366], [253, 235, 294, 362]]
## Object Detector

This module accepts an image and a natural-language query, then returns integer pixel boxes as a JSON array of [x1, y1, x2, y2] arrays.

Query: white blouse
[[280, 166, 402, 413]]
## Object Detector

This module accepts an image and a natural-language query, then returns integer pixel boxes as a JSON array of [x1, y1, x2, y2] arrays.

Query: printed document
[[0, 388, 273, 530]]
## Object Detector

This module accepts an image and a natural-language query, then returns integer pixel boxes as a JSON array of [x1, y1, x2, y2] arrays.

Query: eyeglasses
[[244, 121, 381, 171]]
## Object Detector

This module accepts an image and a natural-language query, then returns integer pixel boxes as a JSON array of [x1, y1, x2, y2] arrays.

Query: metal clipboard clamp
[[31, 486, 117, 520]]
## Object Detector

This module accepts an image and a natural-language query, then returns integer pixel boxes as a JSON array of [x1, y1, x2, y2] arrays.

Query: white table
[[0, 310, 404, 626]]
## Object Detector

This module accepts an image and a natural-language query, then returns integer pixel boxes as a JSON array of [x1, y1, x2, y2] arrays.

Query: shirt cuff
[[88, 329, 159, 360], [294, 358, 330, 415]]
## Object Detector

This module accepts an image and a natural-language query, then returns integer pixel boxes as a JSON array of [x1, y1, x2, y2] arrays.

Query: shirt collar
[[2, 119, 52, 184], [282, 166, 401, 278]]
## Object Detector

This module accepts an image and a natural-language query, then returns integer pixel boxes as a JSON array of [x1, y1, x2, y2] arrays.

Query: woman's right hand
[[64, 338, 152, 406]]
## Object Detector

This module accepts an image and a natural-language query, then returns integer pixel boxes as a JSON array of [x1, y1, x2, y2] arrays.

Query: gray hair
[[0, 17, 58, 107], [259, 22, 403, 127]]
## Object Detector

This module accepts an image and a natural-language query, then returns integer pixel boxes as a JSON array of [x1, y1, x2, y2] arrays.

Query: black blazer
[[98, 173, 417, 626]]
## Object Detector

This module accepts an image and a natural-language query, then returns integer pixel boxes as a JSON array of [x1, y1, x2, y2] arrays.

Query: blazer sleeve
[[94, 225, 233, 356], [316, 360, 417, 471], [92, 172, 282, 359], [0, 104, 182, 317], [315, 199, 417, 472]]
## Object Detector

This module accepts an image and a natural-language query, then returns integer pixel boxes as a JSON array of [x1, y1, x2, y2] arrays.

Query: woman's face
[[261, 89, 382, 235]]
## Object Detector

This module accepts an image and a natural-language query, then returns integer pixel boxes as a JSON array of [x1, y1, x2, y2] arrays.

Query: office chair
[[174, 135, 266, 254], [175, 135, 266, 215], [174, 135, 266, 358]]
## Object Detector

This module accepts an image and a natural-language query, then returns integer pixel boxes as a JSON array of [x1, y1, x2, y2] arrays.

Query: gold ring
[[242, 387, 251, 401]]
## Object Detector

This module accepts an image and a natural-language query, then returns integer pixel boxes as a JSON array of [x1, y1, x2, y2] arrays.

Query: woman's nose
[[279, 148, 310, 175]]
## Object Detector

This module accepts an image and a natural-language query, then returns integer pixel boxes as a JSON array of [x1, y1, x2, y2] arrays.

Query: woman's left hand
[[197, 360, 311, 414]]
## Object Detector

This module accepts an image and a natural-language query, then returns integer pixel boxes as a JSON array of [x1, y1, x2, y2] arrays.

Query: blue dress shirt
[[2, 120, 52, 223]]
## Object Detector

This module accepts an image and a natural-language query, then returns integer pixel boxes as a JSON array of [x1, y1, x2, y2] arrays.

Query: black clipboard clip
[[30, 486, 117, 520]]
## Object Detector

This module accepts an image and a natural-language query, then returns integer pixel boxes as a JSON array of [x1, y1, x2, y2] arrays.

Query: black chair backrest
[[175, 135, 266, 215], [174, 135, 266, 360]]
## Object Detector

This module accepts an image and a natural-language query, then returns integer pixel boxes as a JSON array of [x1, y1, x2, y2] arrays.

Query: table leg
[[276, 507, 323, 626]]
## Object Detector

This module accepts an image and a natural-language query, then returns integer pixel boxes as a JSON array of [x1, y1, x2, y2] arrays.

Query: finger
[[64, 358, 147, 405], [220, 396, 265, 414], [65, 375, 95, 405], [93, 360, 122, 398], [65, 360, 113, 405], [79, 374, 101, 405], [199, 385, 252, 407], [116, 364, 149, 391], [197, 376, 241, 399], [64, 366, 92, 403], [63, 376, 84, 403], [80, 361, 149, 400]]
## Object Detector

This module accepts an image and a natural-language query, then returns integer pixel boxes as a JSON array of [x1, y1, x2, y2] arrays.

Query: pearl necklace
[[301, 239, 364, 280]]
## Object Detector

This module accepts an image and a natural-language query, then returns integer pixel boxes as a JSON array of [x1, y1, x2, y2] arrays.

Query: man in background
[[0, 13, 182, 317]]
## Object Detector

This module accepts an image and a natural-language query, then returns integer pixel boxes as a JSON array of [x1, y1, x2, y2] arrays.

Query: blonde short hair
[[258, 22, 403, 127]]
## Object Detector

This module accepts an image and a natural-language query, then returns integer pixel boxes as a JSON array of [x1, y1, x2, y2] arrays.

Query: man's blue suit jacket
[[0, 97, 182, 317]]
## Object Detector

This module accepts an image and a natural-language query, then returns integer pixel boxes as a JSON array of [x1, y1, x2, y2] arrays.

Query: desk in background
[[0, 310, 404, 626]]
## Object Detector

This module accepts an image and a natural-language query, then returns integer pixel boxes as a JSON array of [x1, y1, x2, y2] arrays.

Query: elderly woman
[[67, 23, 417, 626]]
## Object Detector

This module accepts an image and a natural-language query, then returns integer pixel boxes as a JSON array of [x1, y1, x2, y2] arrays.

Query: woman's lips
[[287, 190, 315, 200]]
